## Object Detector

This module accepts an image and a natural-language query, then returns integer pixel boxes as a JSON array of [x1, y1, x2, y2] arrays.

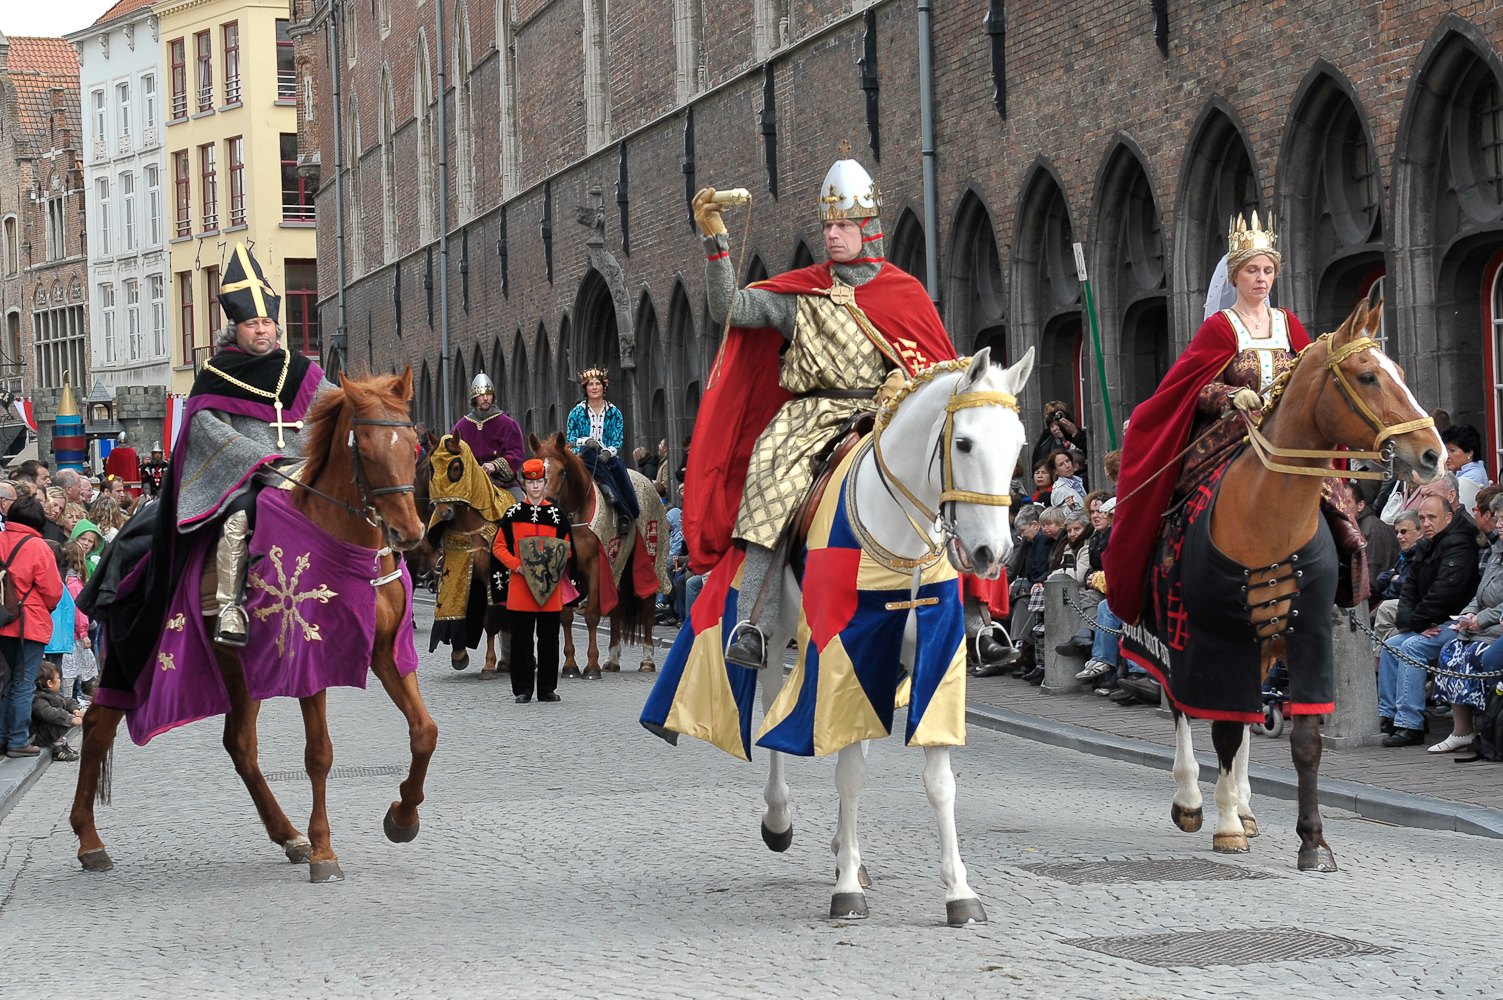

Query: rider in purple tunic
[[451, 373, 525, 494]]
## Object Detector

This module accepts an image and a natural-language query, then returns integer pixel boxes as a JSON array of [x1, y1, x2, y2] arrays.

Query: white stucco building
[[67, 0, 171, 396]]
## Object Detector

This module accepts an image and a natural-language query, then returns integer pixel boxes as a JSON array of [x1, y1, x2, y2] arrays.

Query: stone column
[[1041, 575, 1087, 695], [1322, 604, 1384, 749]]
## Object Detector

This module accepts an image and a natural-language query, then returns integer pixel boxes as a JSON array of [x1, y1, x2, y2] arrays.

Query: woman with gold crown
[[1105, 213, 1367, 629]]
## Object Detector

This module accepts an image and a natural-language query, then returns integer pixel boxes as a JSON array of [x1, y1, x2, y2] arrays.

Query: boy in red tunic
[[492, 459, 572, 703]]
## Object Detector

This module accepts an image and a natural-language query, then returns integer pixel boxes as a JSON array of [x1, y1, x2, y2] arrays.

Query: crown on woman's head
[[578, 367, 610, 386], [1228, 211, 1278, 255]]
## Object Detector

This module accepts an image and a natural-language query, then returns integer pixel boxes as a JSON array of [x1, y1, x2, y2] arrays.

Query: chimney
[[0, 31, 9, 76]]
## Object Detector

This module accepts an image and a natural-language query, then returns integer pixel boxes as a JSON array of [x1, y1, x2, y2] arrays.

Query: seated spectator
[[30, 661, 81, 762], [1374, 510, 1422, 641], [1049, 449, 1086, 499], [1473, 484, 1501, 571], [1378, 495, 1482, 747], [1442, 423, 1489, 488], [1000, 505, 1051, 680], [1028, 461, 1055, 505], [1354, 482, 1399, 599], [1430, 493, 1503, 754], [1067, 494, 1118, 685]]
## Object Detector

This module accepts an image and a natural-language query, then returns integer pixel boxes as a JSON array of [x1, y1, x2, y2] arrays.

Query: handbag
[[0, 535, 37, 631]]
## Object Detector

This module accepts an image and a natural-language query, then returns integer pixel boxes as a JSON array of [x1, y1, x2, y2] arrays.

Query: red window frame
[[169, 39, 187, 120], [276, 20, 296, 99], [205, 266, 221, 349], [280, 133, 313, 221], [222, 22, 241, 104], [199, 143, 217, 231], [284, 259, 320, 355], [178, 270, 194, 364], [1481, 250, 1503, 482], [195, 30, 213, 113], [227, 136, 245, 227], [173, 149, 191, 238]]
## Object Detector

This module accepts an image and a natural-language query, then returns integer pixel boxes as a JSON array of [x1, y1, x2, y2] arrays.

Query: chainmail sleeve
[[703, 233, 796, 338]]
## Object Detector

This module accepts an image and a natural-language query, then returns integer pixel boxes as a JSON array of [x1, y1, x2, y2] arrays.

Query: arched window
[[415, 32, 435, 245], [789, 239, 815, 271], [1015, 166, 1082, 420], [452, 356, 467, 428], [888, 206, 926, 283], [347, 94, 364, 275], [574, 269, 629, 442], [491, 335, 506, 411], [512, 328, 531, 437], [419, 360, 434, 432], [637, 291, 664, 457], [1093, 141, 1168, 417], [945, 189, 1006, 358], [743, 253, 768, 287], [452, 0, 476, 220], [1394, 21, 1503, 447], [1278, 68, 1386, 336], [667, 280, 697, 468], [1174, 103, 1261, 336]]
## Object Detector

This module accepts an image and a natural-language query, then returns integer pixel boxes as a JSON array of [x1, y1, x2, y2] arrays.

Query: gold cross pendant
[[269, 399, 304, 448]]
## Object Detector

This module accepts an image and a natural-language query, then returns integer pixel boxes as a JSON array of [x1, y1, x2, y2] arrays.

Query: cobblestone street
[[1, 601, 1497, 998]]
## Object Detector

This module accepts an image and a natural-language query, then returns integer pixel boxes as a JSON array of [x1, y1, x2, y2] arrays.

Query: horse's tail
[[611, 548, 656, 647], [96, 746, 113, 806]]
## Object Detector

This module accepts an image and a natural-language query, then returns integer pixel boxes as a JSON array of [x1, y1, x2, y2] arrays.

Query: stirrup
[[214, 604, 250, 648], [725, 620, 768, 670]]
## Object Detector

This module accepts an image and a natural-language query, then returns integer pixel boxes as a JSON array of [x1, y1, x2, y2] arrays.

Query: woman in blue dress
[[566, 367, 640, 533]]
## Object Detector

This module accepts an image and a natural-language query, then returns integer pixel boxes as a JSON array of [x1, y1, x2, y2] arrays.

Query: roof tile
[[91, 0, 158, 27], [5, 37, 81, 150]]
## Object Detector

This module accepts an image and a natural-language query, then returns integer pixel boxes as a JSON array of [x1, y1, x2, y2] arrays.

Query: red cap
[[522, 459, 547, 480]]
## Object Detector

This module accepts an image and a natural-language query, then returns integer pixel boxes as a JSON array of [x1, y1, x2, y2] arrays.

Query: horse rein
[[1240, 334, 1434, 481], [870, 373, 1018, 559]]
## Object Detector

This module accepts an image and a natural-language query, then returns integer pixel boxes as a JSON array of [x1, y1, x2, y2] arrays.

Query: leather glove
[[875, 367, 907, 408], [585, 437, 603, 453], [1231, 388, 1263, 412], [692, 187, 727, 237]]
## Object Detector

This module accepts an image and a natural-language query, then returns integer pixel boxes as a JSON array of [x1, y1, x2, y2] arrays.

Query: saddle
[[794, 411, 876, 546]]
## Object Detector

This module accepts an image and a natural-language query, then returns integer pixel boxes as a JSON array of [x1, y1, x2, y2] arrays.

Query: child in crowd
[[57, 542, 95, 706], [31, 662, 82, 762]]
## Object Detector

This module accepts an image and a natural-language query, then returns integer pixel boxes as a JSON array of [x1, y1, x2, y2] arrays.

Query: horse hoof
[[583, 666, 603, 680], [602, 663, 620, 673], [1298, 846, 1338, 872], [639, 662, 656, 673], [383, 806, 420, 844], [760, 820, 793, 853], [1171, 803, 1203, 833], [283, 836, 313, 864], [450, 653, 470, 671], [1212, 832, 1250, 854], [561, 665, 582, 679], [309, 859, 345, 883], [830, 892, 868, 919], [946, 897, 988, 926], [857, 864, 871, 889], [78, 848, 114, 872], [479, 668, 499, 681], [1241, 815, 1259, 838]]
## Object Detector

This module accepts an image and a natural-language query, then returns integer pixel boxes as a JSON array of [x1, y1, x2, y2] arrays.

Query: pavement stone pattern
[[0, 600, 1498, 998], [969, 672, 1503, 812]]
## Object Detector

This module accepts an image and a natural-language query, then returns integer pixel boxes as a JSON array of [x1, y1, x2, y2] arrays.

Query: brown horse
[[425, 435, 513, 676], [530, 432, 665, 679], [69, 370, 435, 882], [1161, 296, 1442, 871]]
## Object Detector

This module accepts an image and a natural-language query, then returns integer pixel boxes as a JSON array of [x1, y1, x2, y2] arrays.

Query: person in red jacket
[[0, 494, 64, 757], [492, 459, 572, 704]]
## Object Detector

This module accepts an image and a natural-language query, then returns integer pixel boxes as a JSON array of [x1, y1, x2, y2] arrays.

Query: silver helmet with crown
[[818, 141, 882, 222], [469, 372, 496, 402]]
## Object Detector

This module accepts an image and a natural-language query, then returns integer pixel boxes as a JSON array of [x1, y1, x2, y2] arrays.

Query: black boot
[[725, 623, 767, 670]]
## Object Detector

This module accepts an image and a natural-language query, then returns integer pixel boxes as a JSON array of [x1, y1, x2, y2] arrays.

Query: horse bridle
[[871, 373, 1018, 559], [266, 415, 417, 531], [1241, 334, 1434, 481]]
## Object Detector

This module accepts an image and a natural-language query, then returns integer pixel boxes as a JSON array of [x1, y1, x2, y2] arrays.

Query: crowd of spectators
[[0, 460, 144, 764]]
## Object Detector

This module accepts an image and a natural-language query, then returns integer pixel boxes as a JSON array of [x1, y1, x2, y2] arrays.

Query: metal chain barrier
[[1062, 588, 1124, 637]]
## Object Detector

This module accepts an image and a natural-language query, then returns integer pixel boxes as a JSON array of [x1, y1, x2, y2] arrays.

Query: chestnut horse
[[531, 432, 665, 678], [1162, 296, 1442, 871], [69, 370, 436, 882]]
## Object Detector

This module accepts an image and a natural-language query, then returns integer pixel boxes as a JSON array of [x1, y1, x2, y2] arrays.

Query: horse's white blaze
[[390, 430, 399, 446], [832, 743, 868, 896], [1234, 726, 1255, 823], [1171, 713, 1202, 812], [1373, 352, 1427, 420]]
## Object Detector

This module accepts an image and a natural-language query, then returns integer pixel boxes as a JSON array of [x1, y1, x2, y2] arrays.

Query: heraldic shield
[[518, 535, 570, 606]]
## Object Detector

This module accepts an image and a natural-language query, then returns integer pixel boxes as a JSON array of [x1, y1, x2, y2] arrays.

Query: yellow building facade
[[155, 0, 317, 394]]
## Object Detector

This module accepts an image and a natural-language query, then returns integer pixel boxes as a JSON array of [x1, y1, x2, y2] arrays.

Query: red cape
[[104, 445, 142, 496], [1104, 309, 1309, 625], [684, 261, 955, 574]]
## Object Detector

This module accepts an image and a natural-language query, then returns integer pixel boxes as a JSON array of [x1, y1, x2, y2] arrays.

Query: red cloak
[[684, 261, 955, 575], [1103, 309, 1309, 626], [104, 445, 143, 497]]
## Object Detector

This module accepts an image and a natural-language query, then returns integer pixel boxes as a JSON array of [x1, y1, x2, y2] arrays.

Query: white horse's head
[[940, 346, 1035, 579]]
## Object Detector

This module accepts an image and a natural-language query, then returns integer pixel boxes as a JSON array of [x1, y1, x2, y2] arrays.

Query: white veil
[[1203, 254, 1237, 321]]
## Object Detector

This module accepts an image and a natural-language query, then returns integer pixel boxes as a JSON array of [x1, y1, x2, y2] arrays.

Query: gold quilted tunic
[[735, 290, 888, 548]]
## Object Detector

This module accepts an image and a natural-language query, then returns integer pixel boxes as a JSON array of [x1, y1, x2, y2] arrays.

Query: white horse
[[752, 346, 1033, 926]]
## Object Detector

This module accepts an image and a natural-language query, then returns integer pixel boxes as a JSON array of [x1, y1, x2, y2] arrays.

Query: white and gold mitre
[[818, 141, 882, 222], [1227, 211, 1278, 255]]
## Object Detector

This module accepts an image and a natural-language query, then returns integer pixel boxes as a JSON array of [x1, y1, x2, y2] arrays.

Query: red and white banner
[[164, 394, 187, 458], [12, 397, 37, 433]]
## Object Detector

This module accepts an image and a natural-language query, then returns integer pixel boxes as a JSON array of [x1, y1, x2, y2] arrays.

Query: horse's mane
[[299, 372, 412, 486]]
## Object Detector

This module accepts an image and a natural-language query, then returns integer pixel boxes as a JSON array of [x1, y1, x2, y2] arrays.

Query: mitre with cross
[[219, 242, 282, 327]]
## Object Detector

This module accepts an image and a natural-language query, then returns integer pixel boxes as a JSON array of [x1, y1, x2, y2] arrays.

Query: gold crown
[[1228, 211, 1278, 255], [578, 367, 610, 387]]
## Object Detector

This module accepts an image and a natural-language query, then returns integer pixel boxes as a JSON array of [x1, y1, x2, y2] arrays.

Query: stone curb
[[0, 745, 59, 827], [966, 701, 1503, 840]]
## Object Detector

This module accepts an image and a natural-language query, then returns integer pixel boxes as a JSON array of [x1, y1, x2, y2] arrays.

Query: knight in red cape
[[686, 147, 956, 669], [1104, 213, 1366, 628]]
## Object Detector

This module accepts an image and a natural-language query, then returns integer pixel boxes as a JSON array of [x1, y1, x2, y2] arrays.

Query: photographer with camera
[[1032, 401, 1088, 486]]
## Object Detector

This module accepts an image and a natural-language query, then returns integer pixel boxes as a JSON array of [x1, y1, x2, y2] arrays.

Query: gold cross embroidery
[[218, 244, 277, 318], [249, 545, 339, 658]]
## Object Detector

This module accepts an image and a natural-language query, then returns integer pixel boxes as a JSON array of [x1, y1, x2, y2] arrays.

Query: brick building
[[0, 32, 90, 465], [303, 1, 1503, 481]]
